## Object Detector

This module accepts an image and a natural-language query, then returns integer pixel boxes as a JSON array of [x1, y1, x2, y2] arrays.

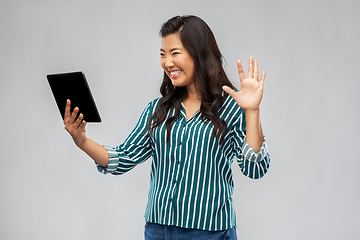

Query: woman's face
[[160, 33, 195, 90]]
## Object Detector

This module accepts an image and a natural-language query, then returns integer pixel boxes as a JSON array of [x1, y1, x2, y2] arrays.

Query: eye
[[172, 52, 180, 55], [160, 53, 165, 57]]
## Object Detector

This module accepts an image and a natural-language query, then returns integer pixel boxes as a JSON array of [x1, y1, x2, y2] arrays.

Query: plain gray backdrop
[[1, 0, 359, 239]]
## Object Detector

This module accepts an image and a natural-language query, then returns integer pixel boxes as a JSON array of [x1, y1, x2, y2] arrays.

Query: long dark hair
[[148, 15, 236, 144]]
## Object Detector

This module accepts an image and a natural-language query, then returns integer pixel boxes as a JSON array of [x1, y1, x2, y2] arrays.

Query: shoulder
[[149, 97, 162, 107], [145, 97, 163, 113]]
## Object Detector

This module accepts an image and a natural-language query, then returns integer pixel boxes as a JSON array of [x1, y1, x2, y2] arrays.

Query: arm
[[63, 99, 109, 167], [223, 57, 266, 153], [226, 101, 270, 179], [78, 137, 109, 168], [244, 110, 263, 153], [96, 101, 154, 175]]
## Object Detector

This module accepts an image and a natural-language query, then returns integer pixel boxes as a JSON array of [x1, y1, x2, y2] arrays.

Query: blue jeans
[[144, 222, 237, 240]]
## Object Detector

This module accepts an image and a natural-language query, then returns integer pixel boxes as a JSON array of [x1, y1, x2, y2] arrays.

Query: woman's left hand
[[222, 57, 266, 111]]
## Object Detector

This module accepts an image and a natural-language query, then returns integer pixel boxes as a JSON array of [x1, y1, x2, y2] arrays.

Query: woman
[[64, 15, 270, 240]]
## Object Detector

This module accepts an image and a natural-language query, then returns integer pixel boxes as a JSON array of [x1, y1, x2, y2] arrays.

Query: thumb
[[222, 86, 237, 99]]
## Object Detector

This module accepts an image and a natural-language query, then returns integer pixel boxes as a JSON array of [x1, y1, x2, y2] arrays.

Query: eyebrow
[[160, 47, 183, 52]]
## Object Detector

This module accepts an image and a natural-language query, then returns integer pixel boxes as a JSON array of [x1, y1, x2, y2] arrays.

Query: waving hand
[[222, 57, 266, 111]]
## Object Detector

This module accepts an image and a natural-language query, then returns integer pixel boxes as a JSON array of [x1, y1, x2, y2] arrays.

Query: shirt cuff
[[96, 146, 120, 174], [241, 137, 268, 163]]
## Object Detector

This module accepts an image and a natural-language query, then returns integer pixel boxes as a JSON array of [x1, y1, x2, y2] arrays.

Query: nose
[[164, 56, 174, 68]]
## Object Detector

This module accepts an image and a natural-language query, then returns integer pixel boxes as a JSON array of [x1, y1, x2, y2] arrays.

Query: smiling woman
[[63, 15, 270, 240], [151, 16, 240, 145]]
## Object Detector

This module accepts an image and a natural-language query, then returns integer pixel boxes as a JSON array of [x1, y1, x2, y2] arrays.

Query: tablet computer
[[47, 71, 101, 122]]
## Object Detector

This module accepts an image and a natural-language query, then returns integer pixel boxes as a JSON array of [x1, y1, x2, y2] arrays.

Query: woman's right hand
[[64, 99, 87, 148]]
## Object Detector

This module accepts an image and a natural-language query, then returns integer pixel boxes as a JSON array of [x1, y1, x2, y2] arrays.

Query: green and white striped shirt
[[97, 95, 270, 231]]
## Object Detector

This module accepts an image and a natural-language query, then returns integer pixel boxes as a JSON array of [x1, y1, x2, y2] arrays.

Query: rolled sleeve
[[96, 146, 122, 174], [239, 137, 270, 179], [242, 139, 268, 162]]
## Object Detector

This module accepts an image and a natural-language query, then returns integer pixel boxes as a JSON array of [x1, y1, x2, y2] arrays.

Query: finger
[[64, 99, 71, 124], [73, 113, 84, 129], [237, 60, 246, 81], [69, 107, 80, 123], [248, 57, 254, 79], [64, 107, 80, 128], [254, 60, 259, 81], [260, 70, 266, 87], [79, 120, 87, 132], [222, 85, 237, 99]]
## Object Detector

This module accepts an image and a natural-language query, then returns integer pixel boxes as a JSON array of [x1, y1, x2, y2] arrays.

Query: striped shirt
[[96, 95, 270, 231]]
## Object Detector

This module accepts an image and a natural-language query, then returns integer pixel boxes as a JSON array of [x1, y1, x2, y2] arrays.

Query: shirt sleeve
[[229, 109, 271, 179], [96, 101, 154, 175]]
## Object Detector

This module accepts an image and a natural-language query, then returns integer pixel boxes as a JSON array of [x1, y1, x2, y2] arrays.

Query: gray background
[[1, 0, 359, 239]]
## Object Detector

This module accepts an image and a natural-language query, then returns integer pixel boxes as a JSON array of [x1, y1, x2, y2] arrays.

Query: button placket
[[170, 119, 186, 209]]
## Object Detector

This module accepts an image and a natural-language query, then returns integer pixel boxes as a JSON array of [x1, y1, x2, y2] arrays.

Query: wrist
[[75, 137, 88, 150], [244, 109, 260, 115]]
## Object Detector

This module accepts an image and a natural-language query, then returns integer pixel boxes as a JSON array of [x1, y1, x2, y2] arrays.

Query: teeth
[[170, 70, 181, 76]]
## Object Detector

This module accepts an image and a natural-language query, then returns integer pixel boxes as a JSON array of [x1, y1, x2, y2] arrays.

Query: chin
[[170, 80, 183, 87]]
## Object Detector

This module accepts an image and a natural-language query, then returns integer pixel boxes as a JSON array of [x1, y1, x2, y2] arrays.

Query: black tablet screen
[[47, 72, 101, 122]]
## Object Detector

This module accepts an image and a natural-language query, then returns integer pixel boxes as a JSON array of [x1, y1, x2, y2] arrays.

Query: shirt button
[[173, 179, 177, 184], [169, 198, 173, 202], [179, 142, 182, 145], [176, 161, 180, 165]]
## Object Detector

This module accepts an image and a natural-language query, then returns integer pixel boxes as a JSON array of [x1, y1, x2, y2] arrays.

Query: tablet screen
[[47, 71, 101, 122]]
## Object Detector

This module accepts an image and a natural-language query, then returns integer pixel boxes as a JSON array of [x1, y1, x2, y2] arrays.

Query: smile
[[170, 70, 182, 78]]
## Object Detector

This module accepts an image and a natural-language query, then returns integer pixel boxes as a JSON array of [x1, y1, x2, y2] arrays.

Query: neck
[[185, 84, 201, 102]]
